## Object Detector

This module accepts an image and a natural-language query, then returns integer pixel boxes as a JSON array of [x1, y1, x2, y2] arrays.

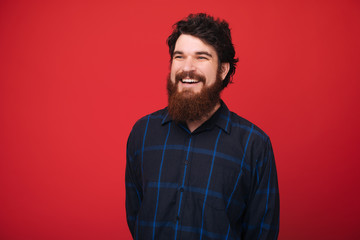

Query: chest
[[139, 125, 252, 205]]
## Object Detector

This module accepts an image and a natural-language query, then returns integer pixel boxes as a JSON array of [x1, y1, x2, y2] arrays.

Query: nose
[[182, 57, 196, 72]]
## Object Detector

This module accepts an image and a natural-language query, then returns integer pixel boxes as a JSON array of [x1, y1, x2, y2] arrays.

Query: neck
[[186, 102, 221, 133]]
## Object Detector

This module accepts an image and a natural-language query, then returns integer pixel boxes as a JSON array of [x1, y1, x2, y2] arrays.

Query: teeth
[[181, 78, 199, 83]]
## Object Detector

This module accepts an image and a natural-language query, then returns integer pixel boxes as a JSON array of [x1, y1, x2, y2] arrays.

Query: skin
[[170, 34, 230, 132]]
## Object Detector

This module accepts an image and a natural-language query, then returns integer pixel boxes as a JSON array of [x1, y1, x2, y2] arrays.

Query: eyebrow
[[195, 51, 213, 58], [173, 51, 183, 56], [173, 51, 213, 58]]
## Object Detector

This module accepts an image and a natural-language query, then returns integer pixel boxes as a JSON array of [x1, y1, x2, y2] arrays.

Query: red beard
[[167, 71, 223, 123]]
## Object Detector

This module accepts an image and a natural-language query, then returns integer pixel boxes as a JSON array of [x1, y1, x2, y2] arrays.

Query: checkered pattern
[[126, 101, 279, 240]]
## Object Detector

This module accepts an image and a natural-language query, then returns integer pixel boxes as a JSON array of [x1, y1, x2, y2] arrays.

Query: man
[[126, 13, 279, 240]]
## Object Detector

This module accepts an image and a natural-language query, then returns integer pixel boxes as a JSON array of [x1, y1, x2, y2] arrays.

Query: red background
[[1, 0, 359, 239]]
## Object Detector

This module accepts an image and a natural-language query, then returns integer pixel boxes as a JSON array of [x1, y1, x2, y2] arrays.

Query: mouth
[[175, 71, 205, 86], [181, 78, 200, 84]]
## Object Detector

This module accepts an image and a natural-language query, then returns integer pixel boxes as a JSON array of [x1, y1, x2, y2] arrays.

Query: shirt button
[[176, 216, 180, 221], [185, 160, 189, 165], [179, 187, 184, 192]]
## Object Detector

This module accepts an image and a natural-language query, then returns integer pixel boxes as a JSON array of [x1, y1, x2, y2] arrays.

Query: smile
[[181, 78, 200, 84]]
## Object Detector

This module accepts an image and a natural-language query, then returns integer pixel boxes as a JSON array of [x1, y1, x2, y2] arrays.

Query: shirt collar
[[214, 100, 232, 134], [161, 100, 231, 134]]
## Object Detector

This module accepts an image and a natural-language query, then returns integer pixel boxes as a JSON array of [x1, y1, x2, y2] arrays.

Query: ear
[[220, 63, 230, 81]]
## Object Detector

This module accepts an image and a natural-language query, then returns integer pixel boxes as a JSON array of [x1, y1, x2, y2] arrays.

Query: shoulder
[[227, 110, 270, 144], [226, 110, 275, 164], [128, 107, 168, 141], [131, 108, 168, 130]]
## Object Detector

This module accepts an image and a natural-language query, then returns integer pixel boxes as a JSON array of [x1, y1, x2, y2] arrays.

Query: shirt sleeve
[[242, 138, 280, 240], [125, 129, 143, 238]]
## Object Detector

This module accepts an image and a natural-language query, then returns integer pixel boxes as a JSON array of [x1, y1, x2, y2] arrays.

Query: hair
[[167, 13, 238, 88]]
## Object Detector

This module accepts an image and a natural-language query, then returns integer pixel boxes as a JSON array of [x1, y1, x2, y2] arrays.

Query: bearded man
[[125, 13, 279, 240]]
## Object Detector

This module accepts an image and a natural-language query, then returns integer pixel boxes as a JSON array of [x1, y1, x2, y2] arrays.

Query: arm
[[242, 138, 280, 240], [125, 130, 143, 237]]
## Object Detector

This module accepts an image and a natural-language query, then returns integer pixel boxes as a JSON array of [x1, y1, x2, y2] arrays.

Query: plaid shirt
[[125, 101, 279, 240]]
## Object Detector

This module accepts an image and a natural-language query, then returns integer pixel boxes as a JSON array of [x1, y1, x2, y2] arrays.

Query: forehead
[[174, 34, 218, 57]]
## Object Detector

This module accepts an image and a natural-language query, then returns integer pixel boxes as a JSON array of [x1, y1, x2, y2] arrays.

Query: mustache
[[175, 71, 206, 83]]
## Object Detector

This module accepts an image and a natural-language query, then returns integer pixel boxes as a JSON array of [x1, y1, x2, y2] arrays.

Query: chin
[[178, 86, 202, 94]]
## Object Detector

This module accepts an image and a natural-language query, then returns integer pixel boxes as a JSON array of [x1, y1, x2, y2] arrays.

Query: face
[[167, 34, 230, 123], [170, 34, 227, 94]]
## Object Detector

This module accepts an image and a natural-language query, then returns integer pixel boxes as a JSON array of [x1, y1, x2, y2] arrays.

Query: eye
[[174, 55, 183, 59], [197, 56, 208, 60]]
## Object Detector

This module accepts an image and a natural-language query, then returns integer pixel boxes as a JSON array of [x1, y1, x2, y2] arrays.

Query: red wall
[[1, 0, 359, 239]]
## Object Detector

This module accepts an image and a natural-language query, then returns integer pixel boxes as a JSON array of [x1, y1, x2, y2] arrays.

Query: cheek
[[203, 68, 218, 84], [170, 65, 178, 82], [170, 71, 176, 83]]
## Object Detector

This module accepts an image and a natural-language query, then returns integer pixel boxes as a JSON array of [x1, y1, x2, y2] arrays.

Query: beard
[[167, 70, 223, 123]]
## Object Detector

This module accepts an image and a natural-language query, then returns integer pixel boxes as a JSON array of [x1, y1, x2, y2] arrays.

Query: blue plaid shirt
[[125, 101, 279, 240]]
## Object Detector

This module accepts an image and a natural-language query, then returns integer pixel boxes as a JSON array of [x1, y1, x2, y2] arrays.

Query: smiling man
[[126, 13, 279, 240]]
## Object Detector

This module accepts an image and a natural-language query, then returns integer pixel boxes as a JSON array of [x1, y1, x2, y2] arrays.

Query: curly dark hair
[[167, 13, 238, 88]]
